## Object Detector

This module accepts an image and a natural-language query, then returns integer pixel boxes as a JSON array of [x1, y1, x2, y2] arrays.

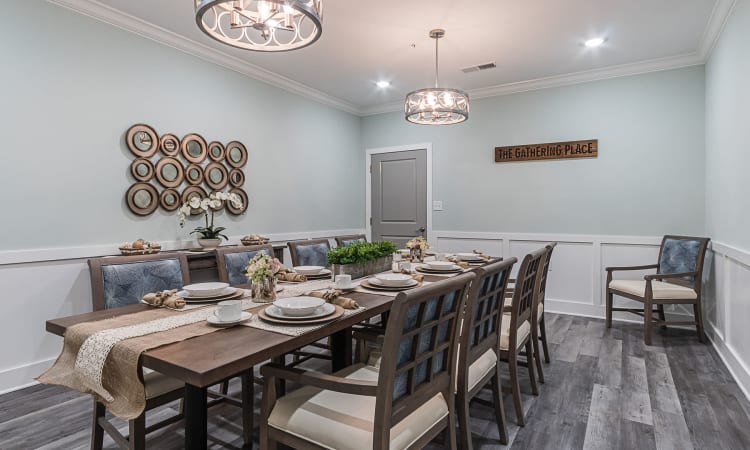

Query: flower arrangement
[[406, 236, 429, 251], [243, 253, 283, 283], [178, 191, 243, 240]]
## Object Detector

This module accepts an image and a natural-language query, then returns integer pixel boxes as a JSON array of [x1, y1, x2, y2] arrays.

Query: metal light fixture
[[405, 29, 469, 125], [195, 0, 323, 52]]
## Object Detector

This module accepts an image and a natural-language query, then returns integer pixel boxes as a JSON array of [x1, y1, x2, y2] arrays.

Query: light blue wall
[[706, 0, 750, 251], [362, 67, 706, 236], [0, 0, 363, 251]]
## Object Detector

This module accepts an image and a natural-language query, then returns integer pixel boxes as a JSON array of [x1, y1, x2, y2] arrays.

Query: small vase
[[410, 247, 423, 262], [197, 238, 221, 250], [251, 276, 277, 302]]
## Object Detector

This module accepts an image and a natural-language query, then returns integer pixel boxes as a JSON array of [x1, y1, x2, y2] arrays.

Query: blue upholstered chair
[[287, 238, 331, 267], [334, 234, 367, 247], [606, 235, 711, 345], [216, 244, 275, 286]]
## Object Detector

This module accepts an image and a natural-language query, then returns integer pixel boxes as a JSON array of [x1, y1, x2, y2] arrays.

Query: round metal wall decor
[[155, 157, 185, 188], [126, 124, 158, 158], [181, 185, 208, 215], [160, 133, 181, 156], [226, 141, 248, 168], [130, 158, 154, 182], [229, 168, 245, 187], [126, 183, 159, 216], [185, 163, 204, 186], [226, 188, 248, 215], [204, 162, 228, 190], [159, 188, 181, 211], [207, 141, 225, 162], [181, 133, 208, 163]]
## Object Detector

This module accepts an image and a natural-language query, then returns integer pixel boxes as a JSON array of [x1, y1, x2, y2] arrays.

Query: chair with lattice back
[[260, 271, 476, 450]]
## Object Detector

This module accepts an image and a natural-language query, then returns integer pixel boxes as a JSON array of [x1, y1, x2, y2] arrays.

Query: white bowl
[[183, 282, 230, 296], [293, 265, 325, 275], [373, 273, 414, 286], [273, 296, 326, 317], [427, 261, 456, 270]]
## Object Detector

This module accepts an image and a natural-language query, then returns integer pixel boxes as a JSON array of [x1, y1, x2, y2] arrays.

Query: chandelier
[[195, 0, 323, 52], [405, 29, 469, 125]]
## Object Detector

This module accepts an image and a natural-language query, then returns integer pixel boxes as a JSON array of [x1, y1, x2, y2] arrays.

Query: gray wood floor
[[2, 313, 749, 449]]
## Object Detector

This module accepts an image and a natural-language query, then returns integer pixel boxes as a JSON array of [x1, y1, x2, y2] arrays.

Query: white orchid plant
[[178, 191, 243, 241]]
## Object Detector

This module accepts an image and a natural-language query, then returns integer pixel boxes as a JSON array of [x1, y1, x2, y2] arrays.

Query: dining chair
[[606, 235, 710, 345], [216, 244, 275, 287], [457, 257, 517, 449], [530, 242, 556, 383], [334, 234, 367, 247], [501, 247, 546, 426], [88, 253, 190, 450], [259, 272, 476, 450], [287, 238, 331, 267]]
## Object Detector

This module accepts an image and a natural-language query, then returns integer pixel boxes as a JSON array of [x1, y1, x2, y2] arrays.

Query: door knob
[[417, 227, 426, 235]]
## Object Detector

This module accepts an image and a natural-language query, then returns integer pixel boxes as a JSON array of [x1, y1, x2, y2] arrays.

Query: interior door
[[371, 149, 427, 248]]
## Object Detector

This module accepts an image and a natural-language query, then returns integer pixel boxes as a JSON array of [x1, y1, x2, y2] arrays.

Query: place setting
[[140, 282, 245, 311], [206, 299, 252, 327], [256, 296, 345, 326], [415, 260, 465, 275], [359, 273, 423, 293]]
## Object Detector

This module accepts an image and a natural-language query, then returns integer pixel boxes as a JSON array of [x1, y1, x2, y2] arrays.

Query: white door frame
[[365, 143, 433, 246]]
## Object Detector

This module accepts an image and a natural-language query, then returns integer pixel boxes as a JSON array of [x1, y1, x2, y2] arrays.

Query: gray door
[[371, 149, 427, 248]]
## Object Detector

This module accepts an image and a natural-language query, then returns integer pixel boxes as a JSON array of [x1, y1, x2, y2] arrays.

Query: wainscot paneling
[[0, 229, 364, 394]]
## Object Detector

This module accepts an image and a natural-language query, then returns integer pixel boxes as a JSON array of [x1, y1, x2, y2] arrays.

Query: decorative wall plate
[[126, 183, 159, 216], [181, 133, 207, 163], [207, 141, 225, 162], [185, 163, 204, 186], [160, 188, 181, 211], [126, 124, 158, 158], [130, 158, 154, 182], [160, 133, 181, 156], [155, 157, 184, 188], [226, 141, 248, 168], [182, 185, 207, 215], [229, 168, 245, 187], [204, 162, 228, 190], [226, 188, 248, 215]]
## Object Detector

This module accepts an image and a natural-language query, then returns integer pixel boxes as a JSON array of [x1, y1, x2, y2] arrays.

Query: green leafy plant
[[327, 240, 397, 265]]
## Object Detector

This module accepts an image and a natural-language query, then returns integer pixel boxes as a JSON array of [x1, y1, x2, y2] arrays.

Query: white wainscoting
[[435, 231, 750, 400], [0, 229, 364, 394]]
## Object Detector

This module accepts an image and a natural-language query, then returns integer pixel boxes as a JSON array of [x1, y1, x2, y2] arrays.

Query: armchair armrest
[[605, 264, 658, 272], [644, 272, 696, 281], [260, 363, 378, 396]]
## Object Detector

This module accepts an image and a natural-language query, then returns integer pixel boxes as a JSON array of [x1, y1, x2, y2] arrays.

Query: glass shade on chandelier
[[195, 0, 323, 52]]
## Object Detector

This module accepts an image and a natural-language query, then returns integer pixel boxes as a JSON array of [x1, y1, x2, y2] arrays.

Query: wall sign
[[495, 139, 598, 163]]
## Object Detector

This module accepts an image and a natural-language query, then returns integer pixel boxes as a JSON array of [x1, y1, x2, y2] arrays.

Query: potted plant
[[327, 241, 397, 279], [406, 236, 429, 262], [243, 253, 282, 302], [178, 191, 243, 249]]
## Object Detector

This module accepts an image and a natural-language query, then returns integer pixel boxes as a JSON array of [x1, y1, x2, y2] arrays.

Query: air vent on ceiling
[[461, 62, 497, 73]]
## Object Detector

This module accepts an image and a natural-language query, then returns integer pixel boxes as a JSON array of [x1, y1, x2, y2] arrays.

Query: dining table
[[44, 268, 486, 450]]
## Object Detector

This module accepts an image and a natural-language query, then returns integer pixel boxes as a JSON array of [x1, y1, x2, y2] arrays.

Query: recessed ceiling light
[[376, 81, 390, 88], [584, 37, 605, 48]]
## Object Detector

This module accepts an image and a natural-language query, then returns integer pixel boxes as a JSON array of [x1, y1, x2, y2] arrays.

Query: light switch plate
[[432, 201, 443, 211]]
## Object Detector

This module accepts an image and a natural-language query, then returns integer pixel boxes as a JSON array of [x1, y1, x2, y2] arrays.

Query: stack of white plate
[[179, 282, 237, 302], [293, 266, 331, 277], [425, 261, 459, 271], [455, 252, 484, 262], [370, 273, 418, 288], [265, 296, 334, 320]]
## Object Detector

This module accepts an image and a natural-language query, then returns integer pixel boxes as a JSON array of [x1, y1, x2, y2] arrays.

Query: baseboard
[[0, 358, 55, 395], [706, 322, 750, 401]]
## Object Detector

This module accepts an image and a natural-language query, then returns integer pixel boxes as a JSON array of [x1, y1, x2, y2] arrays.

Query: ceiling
[[53, 0, 734, 115]]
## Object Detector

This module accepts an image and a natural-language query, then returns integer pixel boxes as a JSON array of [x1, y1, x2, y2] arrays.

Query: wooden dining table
[[45, 275, 456, 450]]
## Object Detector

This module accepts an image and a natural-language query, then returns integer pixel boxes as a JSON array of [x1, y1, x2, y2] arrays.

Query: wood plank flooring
[[2, 313, 749, 449]]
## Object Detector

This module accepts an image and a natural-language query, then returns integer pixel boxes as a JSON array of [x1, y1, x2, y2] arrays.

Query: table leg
[[184, 384, 207, 450], [241, 372, 254, 448], [331, 328, 353, 371]]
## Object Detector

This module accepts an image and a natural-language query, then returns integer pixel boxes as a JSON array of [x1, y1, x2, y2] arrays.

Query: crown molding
[[46, 0, 361, 115], [697, 0, 737, 59]]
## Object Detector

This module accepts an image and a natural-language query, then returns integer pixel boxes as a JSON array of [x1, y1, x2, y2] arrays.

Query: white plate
[[369, 277, 418, 288], [420, 263, 461, 272], [293, 265, 325, 275], [207, 311, 252, 327], [183, 282, 230, 296], [373, 273, 414, 286], [426, 261, 456, 270], [273, 296, 326, 316], [178, 287, 236, 299], [456, 253, 483, 261], [265, 303, 336, 320]]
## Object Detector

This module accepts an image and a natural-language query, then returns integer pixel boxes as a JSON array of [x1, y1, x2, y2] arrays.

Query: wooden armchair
[[215, 244, 275, 288], [530, 243, 556, 383], [259, 272, 476, 450], [334, 234, 367, 247], [287, 238, 331, 267], [457, 257, 517, 449], [606, 235, 710, 345]]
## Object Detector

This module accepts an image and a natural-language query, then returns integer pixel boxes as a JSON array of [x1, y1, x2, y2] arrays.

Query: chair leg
[[508, 353, 525, 426], [456, 391, 472, 450], [241, 371, 254, 448], [539, 316, 551, 363], [657, 304, 667, 330], [606, 289, 613, 328], [531, 324, 544, 384], [128, 414, 146, 450], [694, 302, 706, 344], [644, 300, 653, 346], [490, 372, 509, 445], [91, 400, 105, 450], [525, 341, 539, 396], [220, 380, 229, 395], [446, 409, 458, 450]]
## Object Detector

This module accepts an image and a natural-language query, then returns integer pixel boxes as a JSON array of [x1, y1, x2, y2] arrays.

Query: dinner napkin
[[309, 289, 359, 309], [400, 268, 425, 282], [142, 290, 185, 309], [276, 272, 308, 282], [473, 249, 491, 260]]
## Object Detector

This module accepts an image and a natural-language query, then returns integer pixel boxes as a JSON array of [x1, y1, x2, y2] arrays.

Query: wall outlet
[[432, 201, 444, 211]]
